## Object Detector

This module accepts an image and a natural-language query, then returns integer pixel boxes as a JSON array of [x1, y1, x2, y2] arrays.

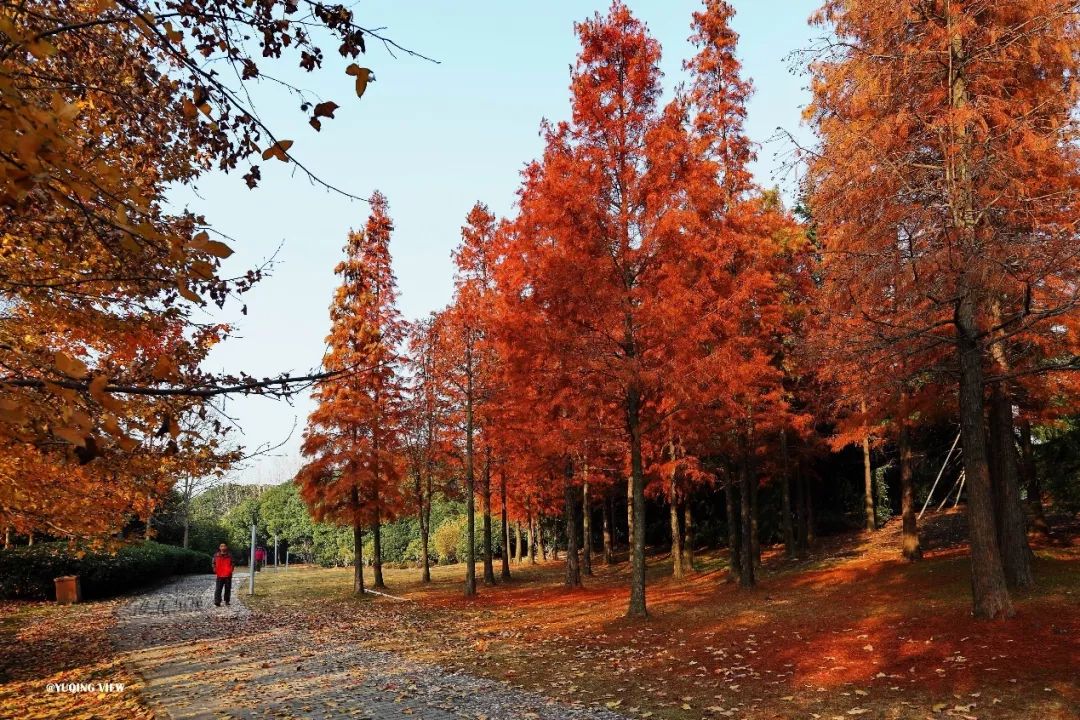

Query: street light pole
[[248, 522, 256, 595]]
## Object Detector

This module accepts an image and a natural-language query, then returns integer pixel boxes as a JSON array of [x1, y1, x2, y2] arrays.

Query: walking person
[[213, 542, 233, 607]]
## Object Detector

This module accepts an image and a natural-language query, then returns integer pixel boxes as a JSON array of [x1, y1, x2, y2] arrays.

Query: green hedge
[[0, 541, 212, 600]]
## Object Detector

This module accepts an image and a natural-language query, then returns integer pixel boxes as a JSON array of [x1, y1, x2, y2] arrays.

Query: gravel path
[[112, 574, 625, 720]]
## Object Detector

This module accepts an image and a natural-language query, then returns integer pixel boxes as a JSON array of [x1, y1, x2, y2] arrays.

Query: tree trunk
[[3, 526, 9, 550], [804, 469, 815, 547], [665, 462, 682, 578], [537, 513, 547, 560], [372, 515, 385, 589], [528, 507, 537, 564], [181, 485, 192, 550], [464, 356, 477, 597], [500, 472, 512, 580], [748, 436, 761, 569], [899, 409, 922, 560], [602, 493, 614, 564], [564, 461, 581, 588], [862, 407, 876, 532], [420, 476, 432, 583], [725, 472, 741, 578], [421, 521, 431, 583], [353, 523, 365, 595], [738, 433, 755, 587], [626, 474, 634, 553], [779, 429, 794, 557], [582, 476, 593, 576], [683, 502, 694, 572], [1018, 419, 1049, 537], [665, 496, 682, 578], [626, 385, 648, 618], [987, 384, 1033, 588], [794, 458, 807, 556], [948, 12, 1013, 619], [482, 458, 496, 585], [518, 520, 527, 565], [956, 299, 1014, 618]]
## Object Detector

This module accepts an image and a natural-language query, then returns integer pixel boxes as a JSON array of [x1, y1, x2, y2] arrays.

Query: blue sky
[[183, 0, 822, 484]]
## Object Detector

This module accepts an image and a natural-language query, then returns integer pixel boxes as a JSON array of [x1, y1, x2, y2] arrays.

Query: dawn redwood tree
[[496, 0, 794, 607], [403, 316, 450, 583], [682, 2, 797, 587], [498, 3, 668, 616], [436, 202, 503, 596], [297, 192, 407, 594], [806, 0, 1080, 618]]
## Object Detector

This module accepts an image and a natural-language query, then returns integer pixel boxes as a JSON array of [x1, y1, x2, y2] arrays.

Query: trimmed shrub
[[432, 518, 462, 564], [0, 541, 212, 600]]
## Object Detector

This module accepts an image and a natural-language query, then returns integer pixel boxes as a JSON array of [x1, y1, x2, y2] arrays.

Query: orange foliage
[[298, 192, 407, 529]]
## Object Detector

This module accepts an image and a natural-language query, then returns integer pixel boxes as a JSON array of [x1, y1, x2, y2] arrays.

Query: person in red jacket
[[213, 543, 234, 607]]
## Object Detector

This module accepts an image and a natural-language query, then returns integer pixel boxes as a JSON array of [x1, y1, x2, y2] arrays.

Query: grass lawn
[[248, 513, 1079, 720]]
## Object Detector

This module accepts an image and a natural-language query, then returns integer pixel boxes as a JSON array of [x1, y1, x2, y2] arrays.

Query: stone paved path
[[112, 574, 625, 720]]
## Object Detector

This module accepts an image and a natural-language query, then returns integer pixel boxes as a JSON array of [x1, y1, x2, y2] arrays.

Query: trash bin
[[54, 575, 81, 604]]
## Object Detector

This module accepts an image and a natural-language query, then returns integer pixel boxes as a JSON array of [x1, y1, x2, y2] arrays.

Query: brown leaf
[[346, 64, 374, 98], [314, 101, 339, 118], [262, 140, 294, 162]]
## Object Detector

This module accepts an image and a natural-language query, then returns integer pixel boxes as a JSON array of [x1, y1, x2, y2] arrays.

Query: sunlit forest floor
[[0, 511, 1076, 720], [249, 510, 1079, 719]]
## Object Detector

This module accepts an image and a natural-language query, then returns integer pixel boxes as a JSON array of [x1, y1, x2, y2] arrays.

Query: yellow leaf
[[27, 40, 57, 60], [0, 403, 27, 425], [151, 355, 175, 380], [55, 352, 88, 379], [102, 414, 122, 437], [163, 21, 183, 43], [70, 409, 92, 431], [89, 374, 109, 401], [346, 64, 374, 98], [53, 426, 87, 448], [176, 279, 202, 304], [190, 260, 215, 280], [190, 234, 234, 259], [101, 393, 125, 414]]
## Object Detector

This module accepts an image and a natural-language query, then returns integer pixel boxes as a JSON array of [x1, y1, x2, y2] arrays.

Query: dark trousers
[[214, 576, 232, 605]]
